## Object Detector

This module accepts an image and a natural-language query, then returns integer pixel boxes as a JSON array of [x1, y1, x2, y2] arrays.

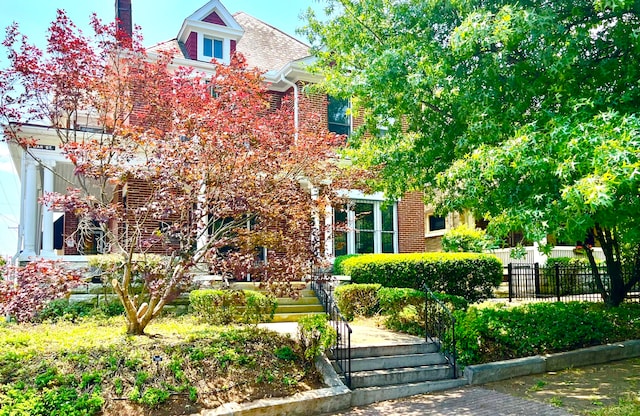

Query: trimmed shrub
[[189, 289, 277, 325], [379, 287, 469, 336], [333, 254, 360, 275], [297, 314, 337, 361], [441, 224, 497, 253], [339, 253, 502, 303], [452, 302, 640, 366], [334, 283, 381, 320]]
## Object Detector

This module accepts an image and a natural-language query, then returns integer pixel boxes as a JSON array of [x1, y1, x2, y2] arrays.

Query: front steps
[[225, 281, 325, 323], [336, 342, 467, 407]]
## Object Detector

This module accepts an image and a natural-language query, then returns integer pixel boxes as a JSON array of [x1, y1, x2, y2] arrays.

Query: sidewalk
[[260, 322, 577, 416], [323, 387, 575, 416]]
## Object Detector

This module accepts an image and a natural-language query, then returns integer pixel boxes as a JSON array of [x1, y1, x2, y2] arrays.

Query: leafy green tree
[[303, 0, 640, 305]]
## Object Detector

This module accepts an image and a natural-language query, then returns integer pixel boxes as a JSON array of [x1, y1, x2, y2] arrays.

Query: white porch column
[[324, 205, 333, 259], [20, 156, 39, 260], [40, 161, 56, 258]]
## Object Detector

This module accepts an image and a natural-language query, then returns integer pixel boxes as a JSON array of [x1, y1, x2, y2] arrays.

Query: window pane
[[429, 215, 446, 231], [334, 232, 347, 256], [203, 37, 213, 57], [382, 204, 394, 231], [355, 203, 374, 231], [356, 231, 374, 253], [214, 39, 223, 58], [328, 96, 350, 135], [382, 232, 394, 253]]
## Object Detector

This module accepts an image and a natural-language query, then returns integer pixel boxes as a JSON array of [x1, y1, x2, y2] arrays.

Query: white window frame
[[328, 196, 398, 258], [197, 33, 230, 64]]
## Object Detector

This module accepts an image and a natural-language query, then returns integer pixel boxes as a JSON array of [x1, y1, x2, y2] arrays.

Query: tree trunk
[[595, 225, 625, 307]]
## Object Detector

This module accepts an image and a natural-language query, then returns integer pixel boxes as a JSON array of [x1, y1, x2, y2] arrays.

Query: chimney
[[115, 0, 133, 43]]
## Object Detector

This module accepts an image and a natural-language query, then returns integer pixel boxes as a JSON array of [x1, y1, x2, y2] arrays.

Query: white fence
[[487, 246, 606, 269]]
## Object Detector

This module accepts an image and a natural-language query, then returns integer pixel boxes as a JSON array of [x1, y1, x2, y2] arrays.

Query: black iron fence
[[310, 271, 352, 388], [507, 263, 640, 302], [424, 284, 457, 378]]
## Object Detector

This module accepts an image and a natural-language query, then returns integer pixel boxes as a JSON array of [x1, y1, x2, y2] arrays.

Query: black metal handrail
[[310, 271, 352, 388], [424, 284, 457, 379]]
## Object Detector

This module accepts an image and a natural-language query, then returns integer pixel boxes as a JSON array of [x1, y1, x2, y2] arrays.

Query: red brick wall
[[63, 213, 79, 255], [397, 191, 426, 253], [185, 31, 197, 60], [203, 11, 226, 25], [115, 0, 133, 38], [230, 40, 236, 56]]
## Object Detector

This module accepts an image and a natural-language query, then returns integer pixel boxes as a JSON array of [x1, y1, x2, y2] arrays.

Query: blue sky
[[0, 0, 324, 258]]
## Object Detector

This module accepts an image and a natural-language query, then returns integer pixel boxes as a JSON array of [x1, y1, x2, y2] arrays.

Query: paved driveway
[[324, 387, 575, 416]]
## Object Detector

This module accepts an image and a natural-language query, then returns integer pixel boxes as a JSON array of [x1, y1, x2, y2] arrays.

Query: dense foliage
[[296, 314, 337, 361], [334, 283, 469, 335], [0, 318, 320, 415], [453, 302, 640, 366], [304, 0, 640, 306], [189, 289, 277, 325], [441, 224, 498, 253], [338, 253, 502, 302], [0, 260, 84, 323]]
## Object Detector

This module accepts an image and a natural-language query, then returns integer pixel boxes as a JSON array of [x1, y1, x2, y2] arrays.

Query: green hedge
[[189, 289, 277, 325], [333, 283, 469, 336], [334, 284, 381, 320], [453, 302, 640, 365], [333, 254, 360, 275], [338, 253, 502, 303]]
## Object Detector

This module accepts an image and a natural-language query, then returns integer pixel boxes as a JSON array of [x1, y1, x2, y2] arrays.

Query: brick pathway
[[325, 387, 575, 416]]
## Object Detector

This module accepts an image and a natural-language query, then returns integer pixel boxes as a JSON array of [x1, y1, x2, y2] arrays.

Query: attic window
[[204, 36, 223, 59]]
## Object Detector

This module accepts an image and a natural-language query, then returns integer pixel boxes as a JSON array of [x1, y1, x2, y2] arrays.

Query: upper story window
[[328, 96, 351, 136], [204, 36, 223, 59]]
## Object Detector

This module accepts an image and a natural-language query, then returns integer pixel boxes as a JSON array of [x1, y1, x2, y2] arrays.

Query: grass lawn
[[0, 316, 323, 416]]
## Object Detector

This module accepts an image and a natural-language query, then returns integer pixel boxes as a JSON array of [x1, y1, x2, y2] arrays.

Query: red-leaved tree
[[0, 260, 84, 323], [1, 11, 353, 334]]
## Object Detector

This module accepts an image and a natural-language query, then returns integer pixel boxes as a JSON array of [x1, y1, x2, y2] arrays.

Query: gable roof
[[232, 12, 310, 73], [176, 0, 243, 45], [147, 3, 311, 74]]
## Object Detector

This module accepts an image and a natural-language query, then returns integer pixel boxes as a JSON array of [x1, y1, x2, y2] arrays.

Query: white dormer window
[[178, 1, 244, 66], [203, 36, 223, 59]]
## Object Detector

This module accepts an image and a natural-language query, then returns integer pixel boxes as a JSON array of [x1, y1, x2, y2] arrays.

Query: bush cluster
[[453, 302, 640, 366], [296, 314, 337, 361], [189, 289, 277, 324], [334, 283, 468, 336], [441, 224, 498, 253], [336, 253, 502, 303]]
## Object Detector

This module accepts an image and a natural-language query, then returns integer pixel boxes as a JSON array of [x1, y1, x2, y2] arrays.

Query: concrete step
[[276, 296, 321, 305], [346, 342, 440, 359], [270, 312, 325, 323], [274, 304, 324, 314], [350, 352, 447, 372], [350, 364, 453, 388], [350, 378, 469, 407]]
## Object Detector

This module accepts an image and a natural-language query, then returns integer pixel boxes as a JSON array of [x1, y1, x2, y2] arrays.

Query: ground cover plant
[[0, 316, 323, 416], [453, 301, 640, 366]]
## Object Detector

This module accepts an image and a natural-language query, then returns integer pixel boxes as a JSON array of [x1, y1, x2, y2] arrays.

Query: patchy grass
[[0, 316, 323, 416]]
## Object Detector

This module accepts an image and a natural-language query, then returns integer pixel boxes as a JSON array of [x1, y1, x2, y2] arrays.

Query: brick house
[[8, 0, 454, 265]]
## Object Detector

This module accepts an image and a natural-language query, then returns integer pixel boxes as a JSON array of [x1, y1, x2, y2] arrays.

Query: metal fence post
[[534, 263, 541, 297], [508, 263, 513, 302], [555, 263, 561, 302]]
